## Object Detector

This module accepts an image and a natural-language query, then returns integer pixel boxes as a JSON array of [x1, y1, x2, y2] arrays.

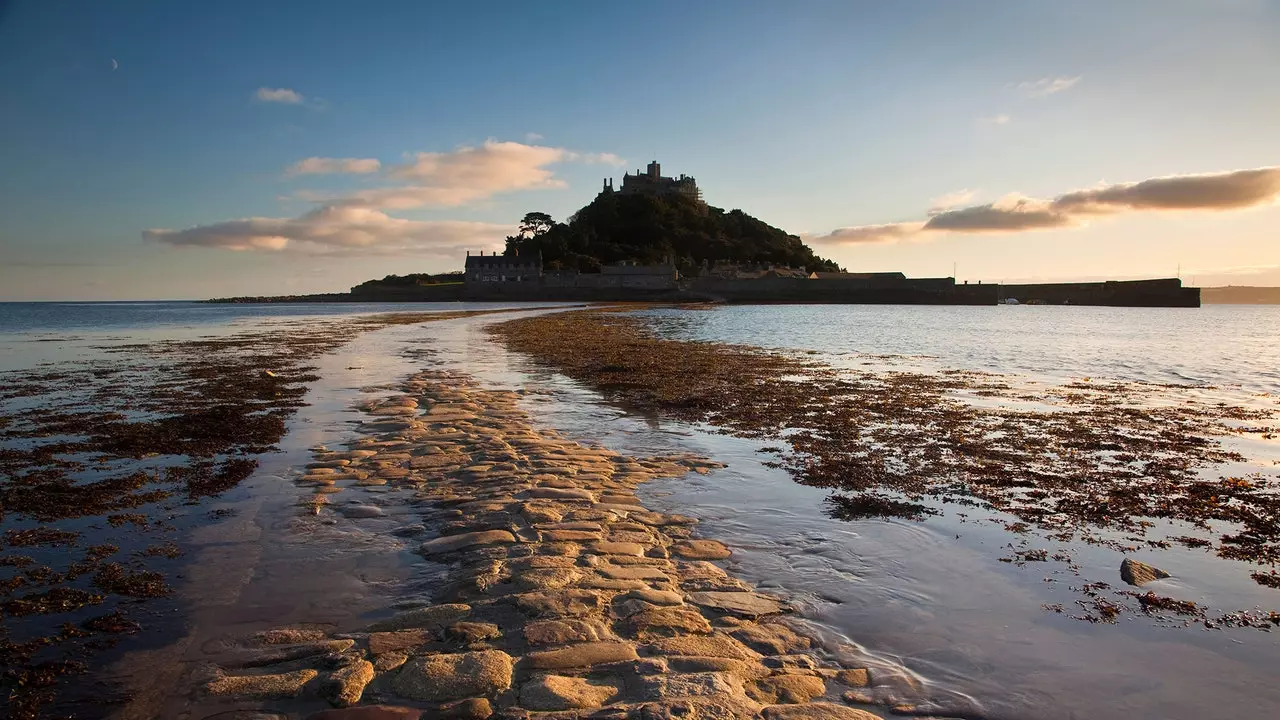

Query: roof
[[465, 254, 540, 269]]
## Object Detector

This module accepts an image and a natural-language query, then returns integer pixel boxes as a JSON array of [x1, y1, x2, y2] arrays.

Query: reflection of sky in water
[[8, 303, 1280, 720]]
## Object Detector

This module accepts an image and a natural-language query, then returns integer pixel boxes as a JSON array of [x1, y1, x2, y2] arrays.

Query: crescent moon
[[111, 58, 119, 70]]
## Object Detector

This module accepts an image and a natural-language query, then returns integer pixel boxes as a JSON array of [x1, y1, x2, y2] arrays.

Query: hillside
[[503, 191, 841, 274]]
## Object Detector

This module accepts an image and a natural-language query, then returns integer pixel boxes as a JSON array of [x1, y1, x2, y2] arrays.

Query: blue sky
[[1, 0, 1278, 300]]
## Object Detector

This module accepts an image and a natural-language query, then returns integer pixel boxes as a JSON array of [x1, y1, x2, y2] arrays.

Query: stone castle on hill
[[601, 160, 702, 203]]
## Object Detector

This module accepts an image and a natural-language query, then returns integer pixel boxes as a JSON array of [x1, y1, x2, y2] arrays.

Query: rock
[[638, 671, 744, 700], [233, 639, 356, 667], [514, 566, 581, 591], [204, 669, 318, 699], [747, 674, 827, 704], [369, 629, 433, 655], [374, 650, 409, 672], [591, 541, 647, 557], [391, 650, 514, 702], [368, 604, 471, 632], [519, 675, 622, 710], [322, 659, 375, 707], [688, 592, 783, 618], [835, 669, 869, 687], [667, 656, 771, 680], [516, 590, 607, 618], [524, 642, 640, 669], [623, 588, 685, 606], [1121, 558, 1170, 586], [527, 487, 597, 502], [251, 627, 330, 645], [541, 529, 603, 542], [419, 531, 516, 556], [730, 623, 810, 654], [524, 619, 608, 646], [761, 703, 881, 719], [646, 633, 762, 661], [305, 706, 422, 720], [626, 606, 713, 639], [671, 540, 732, 560], [446, 622, 502, 643], [438, 697, 493, 719], [596, 565, 669, 581]]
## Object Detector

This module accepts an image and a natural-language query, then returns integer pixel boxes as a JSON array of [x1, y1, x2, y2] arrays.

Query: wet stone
[[322, 659, 375, 707], [688, 592, 785, 619], [204, 669, 319, 699], [368, 604, 471, 632], [731, 622, 811, 655], [391, 650, 514, 702], [761, 702, 881, 720], [419, 530, 517, 556], [747, 673, 827, 704], [524, 641, 640, 669], [519, 675, 623, 711], [1121, 557, 1171, 586], [524, 619, 609, 646], [369, 629, 433, 655]]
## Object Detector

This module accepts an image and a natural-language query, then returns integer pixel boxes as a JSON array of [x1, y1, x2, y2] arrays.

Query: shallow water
[[6, 302, 1280, 719]]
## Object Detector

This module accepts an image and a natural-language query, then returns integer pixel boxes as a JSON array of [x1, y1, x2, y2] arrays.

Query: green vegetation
[[504, 192, 841, 273], [350, 271, 464, 293]]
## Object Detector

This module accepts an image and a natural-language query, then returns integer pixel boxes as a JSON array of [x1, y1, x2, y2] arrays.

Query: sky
[[1, 0, 1278, 300]]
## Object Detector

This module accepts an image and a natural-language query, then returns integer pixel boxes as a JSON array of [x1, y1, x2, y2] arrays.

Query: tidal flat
[[3, 302, 1280, 720]]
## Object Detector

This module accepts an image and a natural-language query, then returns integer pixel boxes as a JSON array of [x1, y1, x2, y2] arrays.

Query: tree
[[518, 212, 554, 239]]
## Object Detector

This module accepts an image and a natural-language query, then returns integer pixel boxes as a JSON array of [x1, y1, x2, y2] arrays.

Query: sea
[[1, 301, 1278, 720]]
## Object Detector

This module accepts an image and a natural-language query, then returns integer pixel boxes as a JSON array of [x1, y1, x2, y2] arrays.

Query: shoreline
[[169, 368, 931, 720]]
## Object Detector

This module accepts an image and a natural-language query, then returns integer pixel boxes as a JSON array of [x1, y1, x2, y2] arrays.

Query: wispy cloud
[[525, 132, 544, 142], [286, 157, 381, 176], [1011, 76, 1081, 98], [145, 206, 510, 256], [814, 165, 1280, 245], [255, 87, 304, 104], [979, 113, 1012, 126]]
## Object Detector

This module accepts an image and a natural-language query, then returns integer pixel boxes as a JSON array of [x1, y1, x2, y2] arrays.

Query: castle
[[602, 161, 702, 203]]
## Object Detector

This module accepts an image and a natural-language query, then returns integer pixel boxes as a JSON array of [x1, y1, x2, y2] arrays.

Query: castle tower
[[647, 161, 661, 179]]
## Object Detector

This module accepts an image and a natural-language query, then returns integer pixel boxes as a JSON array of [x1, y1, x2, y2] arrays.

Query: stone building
[[463, 251, 541, 283], [603, 161, 702, 203]]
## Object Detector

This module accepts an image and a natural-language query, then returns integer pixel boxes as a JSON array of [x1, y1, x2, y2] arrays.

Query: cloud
[[286, 157, 382, 176], [1011, 76, 1081, 98], [145, 205, 510, 256], [817, 222, 926, 245], [525, 132, 544, 141], [924, 194, 1074, 232], [980, 114, 1012, 126], [814, 165, 1280, 245], [255, 87, 304, 104], [146, 139, 626, 257], [928, 189, 978, 213]]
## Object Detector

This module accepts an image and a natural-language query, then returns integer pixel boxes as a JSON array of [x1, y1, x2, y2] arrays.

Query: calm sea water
[[3, 302, 1278, 720]]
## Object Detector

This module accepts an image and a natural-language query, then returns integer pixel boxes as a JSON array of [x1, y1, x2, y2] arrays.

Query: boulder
[[1121, 558, 1170, 586], [369, 629, 433, 655], [747, 674, 827, 704], [626, 606, 713, 639], [391, 650, 513, 702], [524, 619, 609, 646], [730, 622, 810, 654]]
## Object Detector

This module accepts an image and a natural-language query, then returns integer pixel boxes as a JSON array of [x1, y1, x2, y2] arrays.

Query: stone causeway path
[[191, 370, 931, 720]]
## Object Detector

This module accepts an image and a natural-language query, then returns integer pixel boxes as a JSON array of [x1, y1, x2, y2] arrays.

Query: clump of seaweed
[[825, 492, 938, 521]]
